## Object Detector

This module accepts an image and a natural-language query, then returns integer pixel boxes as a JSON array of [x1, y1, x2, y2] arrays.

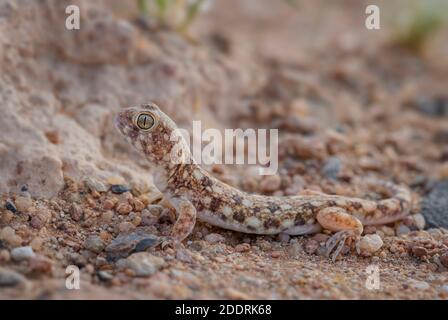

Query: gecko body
[[115, 103, 412, 260]]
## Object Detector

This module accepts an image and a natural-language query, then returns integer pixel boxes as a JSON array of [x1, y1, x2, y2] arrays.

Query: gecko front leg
[[161, 196, 197, 248], [316, 207, 363, 262]]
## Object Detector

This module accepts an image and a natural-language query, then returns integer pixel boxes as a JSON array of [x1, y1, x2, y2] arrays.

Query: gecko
[[114, 103, 413, 261]]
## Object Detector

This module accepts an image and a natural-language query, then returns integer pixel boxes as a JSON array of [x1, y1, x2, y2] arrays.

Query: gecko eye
[[135, 112, 157, 131]]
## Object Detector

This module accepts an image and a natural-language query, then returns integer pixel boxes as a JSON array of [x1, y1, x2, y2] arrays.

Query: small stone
[[305, 239, 319, 254], [278, 233, 290, 243], [106, 228, 160, 261], [0, 267, 26, 287], [0, 249, 10, 262], [14, 196, 33, 212], [358, 234, 383, 256], [118, 222, 135, 233], [411, 214, 425, 230], [259, 175, 282, 193], [30, 210, 50, 229], [288, 242, 302, 257], [84, 177, 108, 193], [131, 199, 145, 212], [322, 156, 341, 180], [363, 226, 377, 235], [0, 227, 22, 247], [204, 233, 225, 244], [176, 249, 194, 263], [30, 237, 43, 251], [411, 246, 428, 257], [440, 252, 448, 268], [29, 256, 53, 275], [421, 180, 448, 229], [84, 235, 106, 253], [101, 211, 114, 223], [441, 284, 448, 294], [223, 287, 250, 300], [111, 184, 130, 194], [235, 243, 251, 252], [5, 200, 17, 213], [271, 250, 282, 258], [396, 224, 411, 236], [102, 199, 116, 210], [408, 279, 429, 291], [11, 246, 35, 261], [69, 203, 84, 221], [124, 252, 165, 277], [116, 202, 133, 215], [98, 270, 114, 281], [107, 176, 126, 185], [380, 226, 395, 237]]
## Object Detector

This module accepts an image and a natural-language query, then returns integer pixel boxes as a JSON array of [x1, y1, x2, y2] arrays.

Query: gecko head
[[115, 103, 188, 165]]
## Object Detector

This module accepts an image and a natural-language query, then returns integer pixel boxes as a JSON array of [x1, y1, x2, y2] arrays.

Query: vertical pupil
[[137, 114, 153, 129]]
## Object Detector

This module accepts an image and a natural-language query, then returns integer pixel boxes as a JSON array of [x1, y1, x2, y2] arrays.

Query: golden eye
[[135, 112, 156, 130]]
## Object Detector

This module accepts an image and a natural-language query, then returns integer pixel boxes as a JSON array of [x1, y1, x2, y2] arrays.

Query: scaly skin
[[115, 103, 413, 260]]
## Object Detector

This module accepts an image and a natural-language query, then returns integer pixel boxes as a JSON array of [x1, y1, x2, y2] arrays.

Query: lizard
[[114, 103, 413, 261]]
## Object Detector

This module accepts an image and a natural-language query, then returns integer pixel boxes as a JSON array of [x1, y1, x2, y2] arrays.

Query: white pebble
[[358, 234, 383, 256], [11, 246, 35, 262]]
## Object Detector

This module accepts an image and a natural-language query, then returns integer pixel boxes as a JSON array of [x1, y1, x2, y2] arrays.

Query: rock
[[288, 242, 302, 257], [408, 279, 429, 291], [84, 177, 108, 193], [124, 252, 165, 277], [204, 233, 225, 244], [131, 199, 145, 212], [0, 267, 26, 287], [98, 270, 114, 281], [396, 224, 411, 236], [0, 249, 10, 262], [409, 96, 448, 118], [0, 227, 22, 247], [358, 234, 383, 256], [105, 228, 160, 261], [14, 196, 33, 212], [29, 256, 53, 275], [223, 287, 250, 300], [116, 202, 133, 215], [69, 203, 84, 222], [421, 180, 448, 229], [404, 214, 425, 230], [322, 156, 341, 180], [235, 243, 251, 252], [411, 246, 428, 257], [304, 239, 319, 254], [4, 199, 17, 213], [259, 175, 281, 193], [111, 184, 130, 194], [30, 237, 43, 251], [118, 222, 135, 233], [312, 233, 330, 244], [11, 246, 35, 261], [84, 235, 106, 253], [102, 199, 116, 210], [176, 249, 193, 263], [30, 209, 51, 229], [440, 252, 448, 268]]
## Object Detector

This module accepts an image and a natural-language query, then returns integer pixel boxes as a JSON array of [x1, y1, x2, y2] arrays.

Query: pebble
[[84, 235, 106, 253], [421, 180, 448, 228], [277, 233, 290, 243], [358, 234, 383, 256], [380, 226, 395, 237], [84, 177, 108, 193], [396, 224, 411, 236], [176, 249, 194, 263], [0, 249, 10, 262], [235, 243, 251, 252], [118, 222, 135, 233], [102, 199, 116, 210], [5, 200, 17, 213], [312, 233, 330, 244], [11, 246, 35, 261], [105, 228, 160, 261], [14, 196, 33, 212], [441, 284, 448, 294], [131, 199, 145, 212], [408, 279, 430, 291], [101, 211, 114, 223], [30, 237, 43, 251], [304, 239, 319, 254], [412, 246, 428, 257], [440, 252, 448, 268], [288, 243, 302, 257], [271, 250, 282, 258], [116, 202, 133, 215], [204, 233, 225, 244], [259, 175, 281, 193], [0, 267, 26, 287], [30, 210, 51, 229], [111, 184, 130, 194], [223, 287, 250, 300], [322, 156, 342, 180], [0, 226, 22, 247], [29, 256, 53, 275], [69, 203, 84, 221], [124, 252, 165, 277], [98, 270, 114, 281]]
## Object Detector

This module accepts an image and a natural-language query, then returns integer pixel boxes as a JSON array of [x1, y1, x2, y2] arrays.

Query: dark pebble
[[421, 180, 448, 229], [105, 227, 160, 261], [410, 96, 448, 117], [110, 184, 130, 194], [322, 156, 342, 180], [5, 200, 17, 213]]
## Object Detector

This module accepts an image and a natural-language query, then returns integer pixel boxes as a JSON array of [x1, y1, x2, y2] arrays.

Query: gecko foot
[[325, 230, 358, 262]]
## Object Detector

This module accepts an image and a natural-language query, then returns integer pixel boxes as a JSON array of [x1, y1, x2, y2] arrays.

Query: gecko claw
[[324, 230, 357, 262]]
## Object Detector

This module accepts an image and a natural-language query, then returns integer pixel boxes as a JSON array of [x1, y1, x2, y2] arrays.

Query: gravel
[[11, 246, 35, 261]]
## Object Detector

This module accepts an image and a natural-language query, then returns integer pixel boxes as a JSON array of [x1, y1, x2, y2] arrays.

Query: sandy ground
[[0, 0, 448, 299]]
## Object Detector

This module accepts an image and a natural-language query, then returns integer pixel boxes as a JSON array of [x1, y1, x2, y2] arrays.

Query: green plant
[[137, 0, 209, 33], [392, 0, 446, 52]]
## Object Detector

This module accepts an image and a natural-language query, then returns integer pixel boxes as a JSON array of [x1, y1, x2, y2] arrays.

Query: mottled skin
[[115, 103, 413, 260]]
